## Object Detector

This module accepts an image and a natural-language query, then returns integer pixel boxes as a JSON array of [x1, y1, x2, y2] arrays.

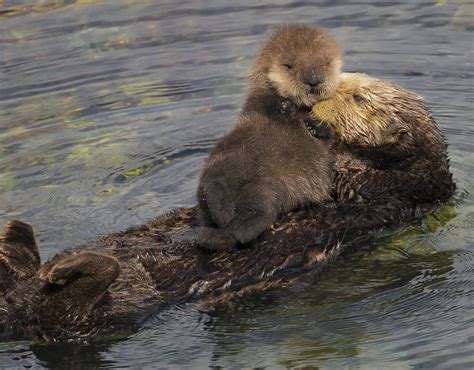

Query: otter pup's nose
[[304, 74, 322, 88]]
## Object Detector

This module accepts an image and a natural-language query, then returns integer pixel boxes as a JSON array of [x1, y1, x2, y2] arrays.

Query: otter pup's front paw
[[279, 99, 299, 116]]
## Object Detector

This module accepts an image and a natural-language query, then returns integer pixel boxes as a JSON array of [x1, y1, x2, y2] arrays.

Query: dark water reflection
[[0, 0, 473, 368]]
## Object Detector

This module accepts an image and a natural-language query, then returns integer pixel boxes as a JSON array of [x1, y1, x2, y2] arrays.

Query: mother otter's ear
[[0, 220, 41, 294]]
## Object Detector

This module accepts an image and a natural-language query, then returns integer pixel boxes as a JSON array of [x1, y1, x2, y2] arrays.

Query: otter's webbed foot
[[197, 209, 274, 252], [27, 252, 121, 341], [229, 178, 281, 245], [0, 220, 41, 294], [230, 208, 277, 245], [201, 178, 235, 228], [39, 251, 120, 286]]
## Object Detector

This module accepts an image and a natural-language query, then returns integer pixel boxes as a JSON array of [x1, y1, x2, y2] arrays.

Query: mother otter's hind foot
[[0, 220, 40, 293], [39, 251, 120, 287]]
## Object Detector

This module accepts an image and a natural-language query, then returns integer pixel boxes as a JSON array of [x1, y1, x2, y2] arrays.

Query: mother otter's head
[[312, 72, 455, 205], [311, 72, 446, 151], [250, 24, 343, 107]]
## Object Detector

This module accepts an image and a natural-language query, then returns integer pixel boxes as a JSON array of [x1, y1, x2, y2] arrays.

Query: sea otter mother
[[0, 73, 455, 342]]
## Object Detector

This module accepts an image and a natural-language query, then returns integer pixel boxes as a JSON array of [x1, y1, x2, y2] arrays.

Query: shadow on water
[[0, 0, 473, 368]]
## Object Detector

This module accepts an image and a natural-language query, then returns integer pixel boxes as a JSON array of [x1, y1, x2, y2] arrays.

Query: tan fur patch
[[311, 73, 425, 146]]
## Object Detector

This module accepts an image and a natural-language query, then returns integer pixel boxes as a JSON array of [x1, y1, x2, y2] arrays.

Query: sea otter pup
[[197, 25, 343, 250], [312, 72, 455, 205]]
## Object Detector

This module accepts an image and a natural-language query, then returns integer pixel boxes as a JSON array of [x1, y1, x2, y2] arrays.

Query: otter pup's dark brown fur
[[197, 25, 342, 250], [197, 113, 333, 249]]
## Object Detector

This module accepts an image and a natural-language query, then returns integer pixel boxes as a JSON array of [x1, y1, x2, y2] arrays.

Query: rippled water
[[0, 0, 473, 368]]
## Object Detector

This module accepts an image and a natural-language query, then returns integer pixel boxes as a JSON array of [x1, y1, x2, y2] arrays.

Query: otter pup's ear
[[0, 220, 41, 294]]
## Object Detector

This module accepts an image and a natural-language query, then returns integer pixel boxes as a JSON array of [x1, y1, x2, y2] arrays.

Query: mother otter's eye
[[282, 64, 293, 70], [398, 129, 409, 138], [353, 95, 367, 104]]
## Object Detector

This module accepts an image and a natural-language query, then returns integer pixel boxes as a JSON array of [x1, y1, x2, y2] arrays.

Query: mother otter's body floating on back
[[0, 73, 455, 342], [197, 25, 343, 250]]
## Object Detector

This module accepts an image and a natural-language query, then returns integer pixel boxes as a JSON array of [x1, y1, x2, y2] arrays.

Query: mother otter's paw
[[38, 251, 120, 287], [0, 220, 41, 293]]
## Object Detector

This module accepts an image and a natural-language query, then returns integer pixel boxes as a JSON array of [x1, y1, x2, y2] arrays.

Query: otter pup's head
[[250, 24, 343, 107], [312, 73, 444, 149]]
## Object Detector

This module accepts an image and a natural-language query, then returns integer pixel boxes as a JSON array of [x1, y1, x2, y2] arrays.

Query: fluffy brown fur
[[247, 24, 343, 109], [197, 24, 341, 250], [0, 203, 409, 342], [197, 113, 333, 250]]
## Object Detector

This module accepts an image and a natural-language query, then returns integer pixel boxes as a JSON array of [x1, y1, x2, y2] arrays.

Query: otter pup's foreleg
[[0, 220, 41, 294]]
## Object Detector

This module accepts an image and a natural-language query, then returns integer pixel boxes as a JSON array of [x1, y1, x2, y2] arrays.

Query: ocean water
[[0, 0, 473, 368]]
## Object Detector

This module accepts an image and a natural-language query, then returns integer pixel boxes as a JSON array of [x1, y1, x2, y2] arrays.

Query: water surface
[[0, 0, 473, 368]]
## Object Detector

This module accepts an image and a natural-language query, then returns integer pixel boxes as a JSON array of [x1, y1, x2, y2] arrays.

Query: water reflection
[[0, 0, 473, 368], [200, 240, 462, 368]]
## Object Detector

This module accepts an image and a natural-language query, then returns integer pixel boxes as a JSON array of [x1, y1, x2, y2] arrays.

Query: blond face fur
[[311, 73, 433, 147], [250, 25, 343, 107]]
